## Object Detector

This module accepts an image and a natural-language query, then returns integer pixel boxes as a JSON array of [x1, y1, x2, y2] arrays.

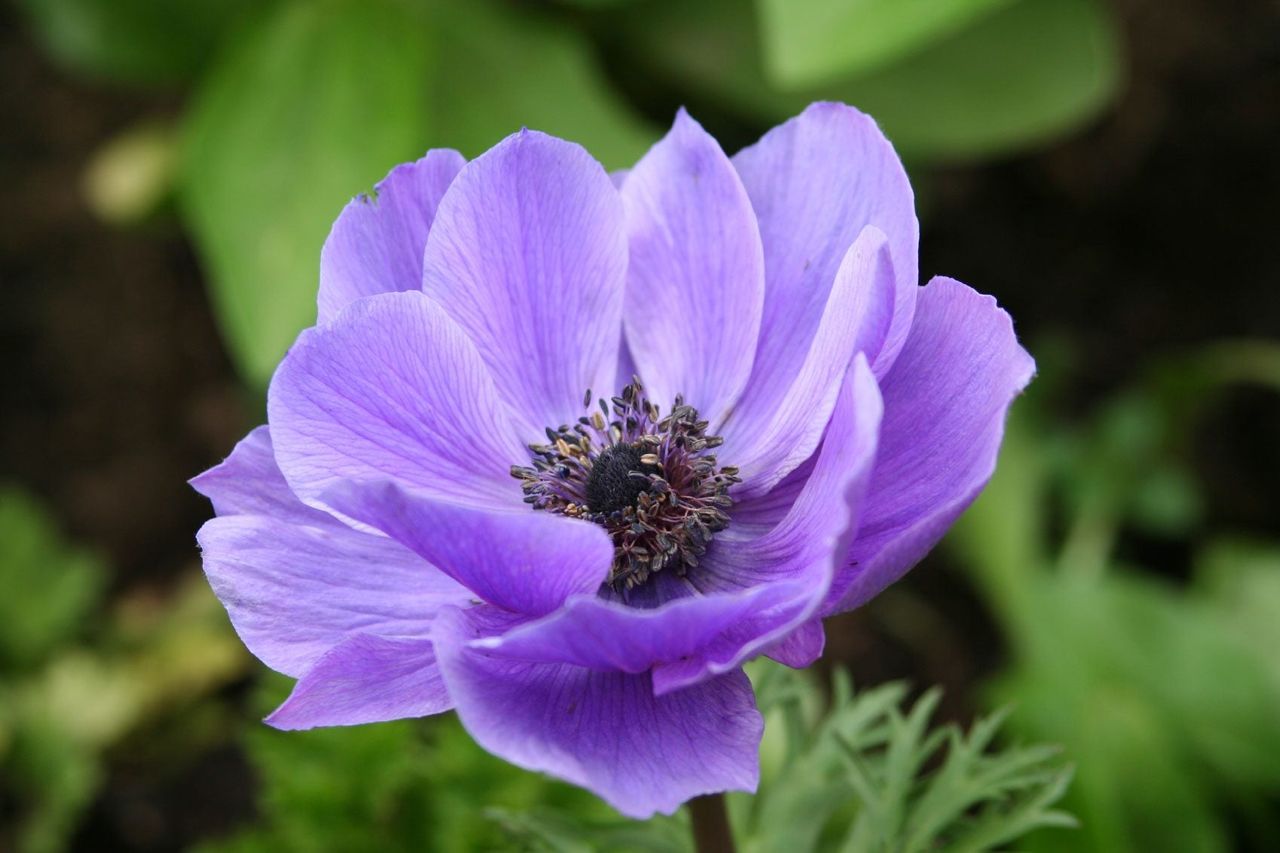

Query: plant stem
[[688, 793, 735, 853]]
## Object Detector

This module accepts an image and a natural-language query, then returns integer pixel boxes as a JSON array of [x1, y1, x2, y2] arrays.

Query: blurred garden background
[[1, 0, 1278, 850]]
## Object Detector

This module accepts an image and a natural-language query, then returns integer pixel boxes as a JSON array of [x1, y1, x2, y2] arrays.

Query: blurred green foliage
[[0, 489, 103, 670], [0, 489, 249, 853], [951, 342, 1280, 852], [181, 0, 435, 385], [620, 0, 1119, 161], [756, 0, 1016, 87], [81, 121, 179, 225], [16, 0, 1121, 383], [15, 0, 259, 85]]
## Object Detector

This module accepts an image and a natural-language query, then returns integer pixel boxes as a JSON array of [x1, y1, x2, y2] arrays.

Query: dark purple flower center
[[511, 378, 739, 591], [584, 444, 659, 515]]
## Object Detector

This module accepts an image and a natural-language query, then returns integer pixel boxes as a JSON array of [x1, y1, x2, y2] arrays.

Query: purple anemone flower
[[194, 103, 1033, 818]]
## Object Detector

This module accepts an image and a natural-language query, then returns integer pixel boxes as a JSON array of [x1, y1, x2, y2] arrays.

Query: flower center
[[584, 444, 659, 515], [511, 378, 739, 590]]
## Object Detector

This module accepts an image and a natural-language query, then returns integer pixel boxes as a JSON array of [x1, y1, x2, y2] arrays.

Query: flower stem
[[688, 793, 735, 853]]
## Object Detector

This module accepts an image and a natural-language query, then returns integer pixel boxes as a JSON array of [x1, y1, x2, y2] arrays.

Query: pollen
[[510, 377, 740, 591]]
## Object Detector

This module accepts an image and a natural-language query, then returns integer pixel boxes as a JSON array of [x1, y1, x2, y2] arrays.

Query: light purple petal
[[826, 277, 1035, 614], [267, 291, 529, 516], [434, 606, 763, 819], [322, 479, 613, 618], [622, 109, 764, 424], [190, 425, 329, 525], [654, 356, 882, 692], [267, 634, 450, 730], [196, 514, 470, 677], [722, 226, 893, 497], [733, 101, 918, 395], [421, 130, 626, 436], [318, 150, 466, 324], [764, 619, 825, 668]]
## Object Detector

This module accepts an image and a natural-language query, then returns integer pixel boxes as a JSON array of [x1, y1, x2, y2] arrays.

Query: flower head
[[194, 103, 1033, 818]]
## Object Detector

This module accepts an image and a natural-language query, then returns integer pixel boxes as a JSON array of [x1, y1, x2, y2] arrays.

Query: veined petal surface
[[733, 101, 919, 403], [422, 130, 627, 437], [827, 277, 1035, 614], [318, 149, 465, 323], [323, 480, 613, 618], [434, 606, 762, 819], [622, 109, 764, 425], [267, 634, 451, 730], [268, 291, 528, 515], [724, 226, 893, 497]]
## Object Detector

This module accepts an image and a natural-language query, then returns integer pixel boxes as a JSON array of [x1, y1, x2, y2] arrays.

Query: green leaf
[[16, 0, 262, 86], [0, 487, 103, 670], [430, 1, 656, 170], [740, 664, 1077, 853], [626, 0, 1120, 161], [756, 0, 1015, 87], [180, 0, 434, 384], [834, 0, 1121, 164]]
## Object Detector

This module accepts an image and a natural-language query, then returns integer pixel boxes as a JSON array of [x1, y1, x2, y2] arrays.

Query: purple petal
[[733, 101, 919, 394], [318, 150, 466, 324], [826, 277, 1035, 614], [469, 582, 795, 673], [723, 226, 893, 497], [654, 356, 882, 692], [322, 479, 613, 618], [196, 514, 470, 677], [614, 339, 639, 393], [718, 358, 882, 585], [267, 634, 450, 730], [190, 425, 329, 524], [764, 619, 825, 668], [267, 291, 529, 517], [434, 606, 763, 818], [622, 109, 764, 424], [723, 455, 818, 538], [421, 130, 626, 435]]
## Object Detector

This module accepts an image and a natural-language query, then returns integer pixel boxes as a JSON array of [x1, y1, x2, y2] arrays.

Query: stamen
[[511, 378, 740, 591]]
